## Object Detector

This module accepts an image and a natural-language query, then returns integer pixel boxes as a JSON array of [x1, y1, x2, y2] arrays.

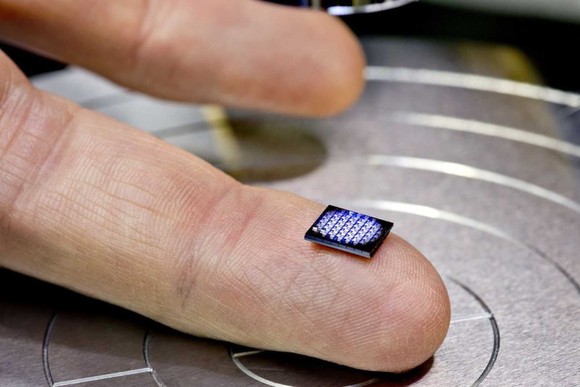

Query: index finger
[[0, 0, 365, 116], [0, 51, 449, 372]]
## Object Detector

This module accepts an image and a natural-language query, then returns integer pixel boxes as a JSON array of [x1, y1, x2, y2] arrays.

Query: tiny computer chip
[[305, 205, 394, 258]]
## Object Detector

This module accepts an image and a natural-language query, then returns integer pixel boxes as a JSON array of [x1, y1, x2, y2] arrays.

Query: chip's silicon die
[[305, 205, 394, 258]]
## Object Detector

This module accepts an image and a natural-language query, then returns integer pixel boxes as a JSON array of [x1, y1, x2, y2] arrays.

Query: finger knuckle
[[0, 83, 76, 254]]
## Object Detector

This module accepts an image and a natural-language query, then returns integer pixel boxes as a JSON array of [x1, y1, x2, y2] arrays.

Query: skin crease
[[0, 0, 451, 373]]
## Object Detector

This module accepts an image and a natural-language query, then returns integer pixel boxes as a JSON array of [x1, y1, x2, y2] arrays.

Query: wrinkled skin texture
[[0, 0, 450, 372]]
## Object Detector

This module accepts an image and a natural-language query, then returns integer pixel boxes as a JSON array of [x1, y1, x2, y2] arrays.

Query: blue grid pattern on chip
[[312, 209, 384, 247], [305, 205, 393, 258]]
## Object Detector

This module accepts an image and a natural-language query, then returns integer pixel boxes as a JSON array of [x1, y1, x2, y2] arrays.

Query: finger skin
[[0, 0, 365, 116], [0, 53, 449, 372]]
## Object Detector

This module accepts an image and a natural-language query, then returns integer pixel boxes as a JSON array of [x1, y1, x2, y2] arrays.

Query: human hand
[[0, 0, 450, 372]]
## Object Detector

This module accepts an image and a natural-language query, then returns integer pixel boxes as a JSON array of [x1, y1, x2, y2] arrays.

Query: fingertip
[[379, 270, 451, 372], [289, 13, 366, 117], [128, 0, 367, 117], [220, 2, 366, 116], [365, 236, 451, 372], [306, 232, 451, 373]]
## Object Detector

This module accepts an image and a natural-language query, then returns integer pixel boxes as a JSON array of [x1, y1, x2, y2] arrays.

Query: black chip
[[304, 205, 394, 258]]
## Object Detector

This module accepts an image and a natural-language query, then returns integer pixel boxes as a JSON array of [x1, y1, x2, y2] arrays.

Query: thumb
[[0, 0, 365, 116]]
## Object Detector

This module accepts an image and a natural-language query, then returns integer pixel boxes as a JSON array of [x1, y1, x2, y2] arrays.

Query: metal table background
[[1, 38, 579, 386]]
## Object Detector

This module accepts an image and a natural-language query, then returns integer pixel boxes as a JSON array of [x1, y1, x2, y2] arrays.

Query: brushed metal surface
[[1, 38, 579, 386]]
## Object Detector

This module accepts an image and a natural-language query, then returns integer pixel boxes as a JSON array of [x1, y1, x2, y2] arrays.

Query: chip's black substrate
[[305, 205, 394, 258]]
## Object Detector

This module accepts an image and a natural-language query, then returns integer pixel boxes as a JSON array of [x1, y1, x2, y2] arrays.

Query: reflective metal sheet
[[1, 38, 578, 386]]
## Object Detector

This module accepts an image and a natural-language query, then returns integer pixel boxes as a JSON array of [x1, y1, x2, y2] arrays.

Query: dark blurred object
[[345, 3, 580, 92], [0, 43, 66, 77], [265, 0, 416, 15]]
